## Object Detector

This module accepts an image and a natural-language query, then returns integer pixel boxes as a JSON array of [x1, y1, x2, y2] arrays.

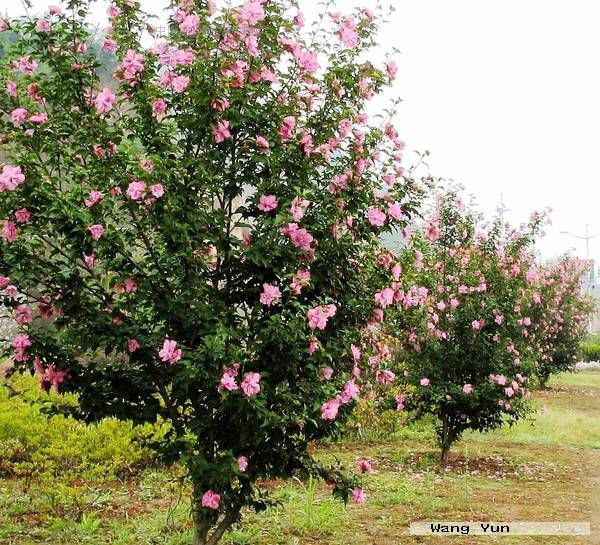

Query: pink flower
[[356, 459, 373, 474], [159, 339, 182, 364], [471, 320, 482, 330], [15, 304, 33, 324], [43, 364, 69, 392], [49, 5, 62, 15], [241, 372, 261, 396], [395, 394, 405, 411], [15, 56, 38, 75], [85, 190, 103, 207], [2, 220, 18, 242], [238, 456, 248, 472], [387, 60, 398, 79], [171, 75, 190, 93], [504, 387, 515, 398], [376, 369, 395, 385], [367, 207, 386, 227], [279, 116, 296, 141], [339, 17, 358, 48], [351, 487, 367, 504], [179, 13, 200, 35], [463, 384, 473, 394], [374, 287, 394, 308], [290, 269, 311, 295], [242, 229, 252, 248], [308, 337, 319, 354], [126, 181, 146, 200], [420, 377, 430, 387], [257, 194, 278, 212], [150, 184, 165, 198], [387, 202, 403, 221], [280, 223, 314, 252], [36, 18, 52, 32], [213, 120, 231, 143], [340, 378, 360, 403], [152, 98, 168, 118], [307, 305, 337, 330], [320, 367, 333, 380], [102, 38, 118, 53], [220, 369, 238, 391], [12, 334, 31, 350], [83, 253, 96, 269], [6, 81, 18, 97], [290, 197, 309, 221], [321, 398, 340, 420], [0, 165, 26, 191], [95, 87, 116, 114], [120, 49, 145, 80], [128, 339, 140, 352], [107, 4, 121, 18], [259, 283, 281, 306], [293, 48, 319, 73], [29, 112, 48, 124], [237, 0, 265, 26], [11, 108, 28, 125], [15, 208, 31, 223], [256, 136, 271, 154], [426, 222, 440, 241], [201, 490, 221, 510], [211, 97, 230, 111]]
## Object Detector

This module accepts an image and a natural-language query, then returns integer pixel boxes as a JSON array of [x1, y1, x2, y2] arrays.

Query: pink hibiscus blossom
[[338, 17, 358, 48], [241, 372, 261, 396], [237, 0, 266, 26], [213, 120, 231, 143], [321, 397, 341, 420], [126, 180, 146, 200], [11, 108, 28, 125], [351, 487, 367, 504], [201, 490, 221, 510], [0, 165, 26, 191], [159, 339, 182, 364], [259, 283, 281, 306], [15, 208, 31, 223], [2, 220, 18, 242], [290, 269, 311, 295], [179, 13, 200, 35], [307, 304, 337, 330], [85, 190, 103, 207], [95, 87, 116, 114], [367, 206, 386, 227], [150, 184, 165, 198], [238, 456, 248, 472], [15, 304, 33, 324], [257, 194, 278, 212]]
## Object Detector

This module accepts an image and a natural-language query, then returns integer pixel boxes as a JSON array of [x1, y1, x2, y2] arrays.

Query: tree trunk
[[439, 412, 453, 466], [440, 445, 450, 465], [192, 513, 210, 545], [190, 496, 242, 545]]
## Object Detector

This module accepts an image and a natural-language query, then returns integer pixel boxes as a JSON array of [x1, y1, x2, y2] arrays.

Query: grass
[[0, 370, 599, 544]]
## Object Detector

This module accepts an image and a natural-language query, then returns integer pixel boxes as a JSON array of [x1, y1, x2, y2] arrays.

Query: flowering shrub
[[528, 257, 595, 385], [384, 193, 546, 464], [0, 1, 419, 542]]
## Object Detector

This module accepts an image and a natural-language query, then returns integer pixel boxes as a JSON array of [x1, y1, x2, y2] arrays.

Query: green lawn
[[1, 370, 599, 545]]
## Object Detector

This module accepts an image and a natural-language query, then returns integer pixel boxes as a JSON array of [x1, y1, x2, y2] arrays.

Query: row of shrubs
[[580, 344, 600, 362]]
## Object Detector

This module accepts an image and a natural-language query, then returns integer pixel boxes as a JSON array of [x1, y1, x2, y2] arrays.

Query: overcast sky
[[7, 0, 600, 267]]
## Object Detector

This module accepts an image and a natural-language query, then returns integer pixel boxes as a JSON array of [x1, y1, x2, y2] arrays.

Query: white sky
[[6, 0, 600, 266]]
